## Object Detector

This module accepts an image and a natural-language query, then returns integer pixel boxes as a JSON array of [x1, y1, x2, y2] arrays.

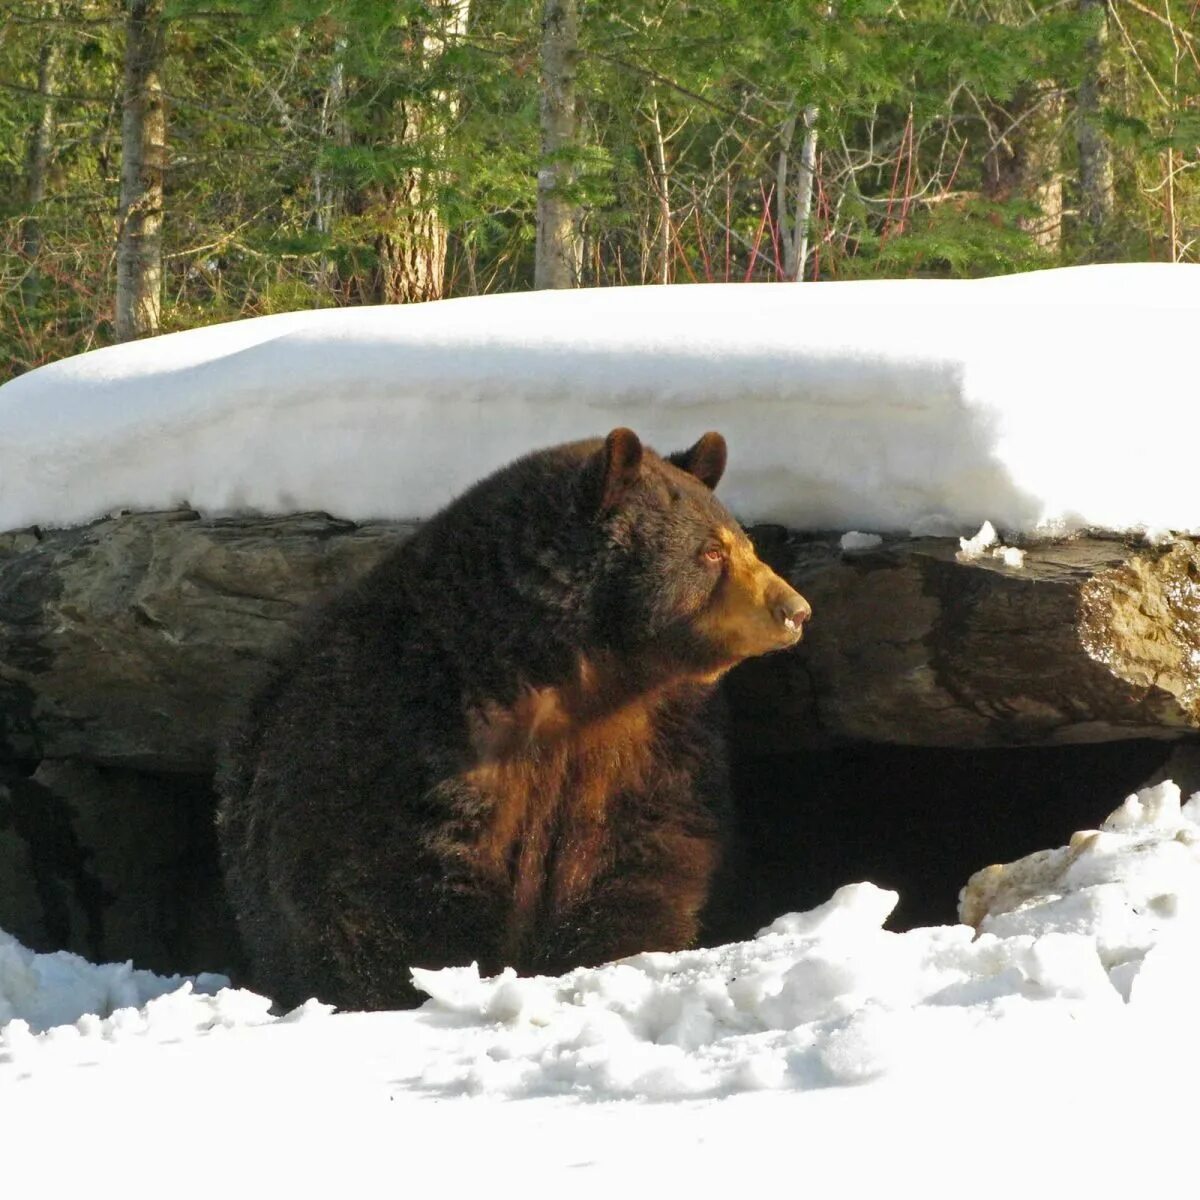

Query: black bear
[[216, 429, 810, 1010]]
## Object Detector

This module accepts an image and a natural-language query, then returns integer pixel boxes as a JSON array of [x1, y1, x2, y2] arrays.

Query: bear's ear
[[596, 427, 644, 512], [668, 432, 727, 491]]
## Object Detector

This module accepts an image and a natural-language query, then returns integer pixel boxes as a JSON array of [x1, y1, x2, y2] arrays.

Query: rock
[[957, 779, 1200, 986], [1079, 541, 1200, 725], [729, 530, 1200, 752], [5, 510, 1198, 977], [0, 510, 409, 771], [1, 515, 1199, 771]]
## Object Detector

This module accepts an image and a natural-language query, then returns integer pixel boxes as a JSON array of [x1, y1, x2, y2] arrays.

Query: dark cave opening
[[0, 738, 1185, 979], [721, 738, 1174, 939]]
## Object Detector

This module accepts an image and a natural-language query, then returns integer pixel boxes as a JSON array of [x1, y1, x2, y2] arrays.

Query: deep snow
[[4, 784, 1200, 1193], [1, 264, 1198, 536]]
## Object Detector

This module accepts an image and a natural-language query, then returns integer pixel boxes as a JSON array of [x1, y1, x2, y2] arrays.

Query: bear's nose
[[774, 593, 812, 633]]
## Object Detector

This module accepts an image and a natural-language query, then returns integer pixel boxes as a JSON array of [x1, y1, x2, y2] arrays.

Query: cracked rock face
[[0, 514, 1198, 772], [0, 511, 409, 771], [730, 530, 1200, 753], [1078, 541, 1200, 725]]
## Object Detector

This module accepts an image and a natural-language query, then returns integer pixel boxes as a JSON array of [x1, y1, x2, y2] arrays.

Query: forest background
[[1, 0, 1197, 384]]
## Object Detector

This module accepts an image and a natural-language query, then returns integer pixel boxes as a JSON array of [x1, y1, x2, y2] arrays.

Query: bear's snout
[[772, 589, 812, 638]]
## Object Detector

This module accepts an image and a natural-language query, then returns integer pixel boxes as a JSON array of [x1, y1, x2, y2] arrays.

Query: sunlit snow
[[1, 263, 1197, 536], [4, 784, 1200, 1192]]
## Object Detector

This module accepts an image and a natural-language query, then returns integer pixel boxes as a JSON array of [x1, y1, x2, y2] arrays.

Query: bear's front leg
[[524, 819, 723, 975]]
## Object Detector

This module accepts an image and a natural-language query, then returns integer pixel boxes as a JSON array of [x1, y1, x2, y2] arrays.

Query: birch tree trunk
[[21, 26, 61, 313], [1077, 0, 1115, 237], [312, 39, 347, 297], [649, 93, 671, 285], [780, 1, 834, 281], [786, 104, 820, 281], [778, 104, 821, 281], [115, 0, 165, 342], [534, 0, 580, 290]]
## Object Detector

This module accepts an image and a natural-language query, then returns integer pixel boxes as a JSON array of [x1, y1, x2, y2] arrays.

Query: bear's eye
[[702, 545, 725, 566]]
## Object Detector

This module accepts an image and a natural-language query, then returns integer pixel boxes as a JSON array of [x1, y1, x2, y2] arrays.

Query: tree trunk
[[354, 98, 450, 306], [115, 0, 165, 342], [1077, 0, 1115, 240], [649, 93, 671, 285], [371, 174, 449, 305], [982, 86, 1064, 252], [534, 0, 580, 289], [786, 104, 820, 280], [344, 3, 468, 306], [20, 27, 62, 313], [312, 38, 347, 296]]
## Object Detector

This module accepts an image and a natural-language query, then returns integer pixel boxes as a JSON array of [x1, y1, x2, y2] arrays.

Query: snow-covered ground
[[4, 267, 1200, 1193], [1, 263, 1198, 537], [4, 783, 1200, 1194]]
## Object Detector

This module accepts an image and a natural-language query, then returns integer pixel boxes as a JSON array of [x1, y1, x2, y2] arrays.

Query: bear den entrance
[[0, 738, 1181, 982], [720, 738, 1175, 939]]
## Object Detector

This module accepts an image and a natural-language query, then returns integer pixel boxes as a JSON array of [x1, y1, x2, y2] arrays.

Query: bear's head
[[589, 427, 811, 680]]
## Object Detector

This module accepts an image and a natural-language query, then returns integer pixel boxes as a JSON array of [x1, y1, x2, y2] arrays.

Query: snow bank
[[401, 780, 1200, 1099], [4, 781, 1200, 1109], [2, 264, 1198, 536], [0, 929, 235, 1034]]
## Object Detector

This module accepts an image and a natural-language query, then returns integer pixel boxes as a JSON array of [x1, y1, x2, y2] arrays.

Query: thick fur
[[216, 431, 808, 1011]]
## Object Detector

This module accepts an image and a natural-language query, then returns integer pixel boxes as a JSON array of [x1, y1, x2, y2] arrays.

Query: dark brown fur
[[216, 430, 809, 1010]]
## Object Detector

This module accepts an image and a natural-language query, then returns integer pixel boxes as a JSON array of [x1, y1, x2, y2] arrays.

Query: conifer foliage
[[1, 0, 1196, 379]]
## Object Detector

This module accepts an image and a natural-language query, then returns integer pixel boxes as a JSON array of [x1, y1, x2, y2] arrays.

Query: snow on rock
[[958, 519, 1025, 568], [1, 263, 1198, 536], [958, 519, 999, 557], [839, 530, 883, 551], [960, 780, 1200, 1004], [993, 544, 1026, 568]]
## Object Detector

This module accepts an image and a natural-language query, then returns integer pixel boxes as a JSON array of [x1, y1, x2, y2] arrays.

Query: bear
[[216, 429, 811, 1011]]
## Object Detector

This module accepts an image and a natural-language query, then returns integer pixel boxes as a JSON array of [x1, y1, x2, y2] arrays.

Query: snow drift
[[1, 263, 1197, 536], [5, 781, 1200, 1105]]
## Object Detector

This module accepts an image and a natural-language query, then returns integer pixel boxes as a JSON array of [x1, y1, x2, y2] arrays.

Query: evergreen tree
[[0, 0, 1195, 382]]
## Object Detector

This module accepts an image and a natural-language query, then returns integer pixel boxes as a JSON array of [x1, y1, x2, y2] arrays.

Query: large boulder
[[0, 511, 409, 771], [1, 513, 1198, 772], [729, 530, 1200, 753]]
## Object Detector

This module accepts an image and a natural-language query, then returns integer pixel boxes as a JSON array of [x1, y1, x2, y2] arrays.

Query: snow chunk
[[0, 930, 234, 1035], [840, 531, 883, 551], [958, 520, 999, 558], [398, 782, 1200, 1100], [757, 881, 898, 938], [0, 926, 311, 1067], [958, 519, 1024, 567], [404, 878, 1133, 1099]]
